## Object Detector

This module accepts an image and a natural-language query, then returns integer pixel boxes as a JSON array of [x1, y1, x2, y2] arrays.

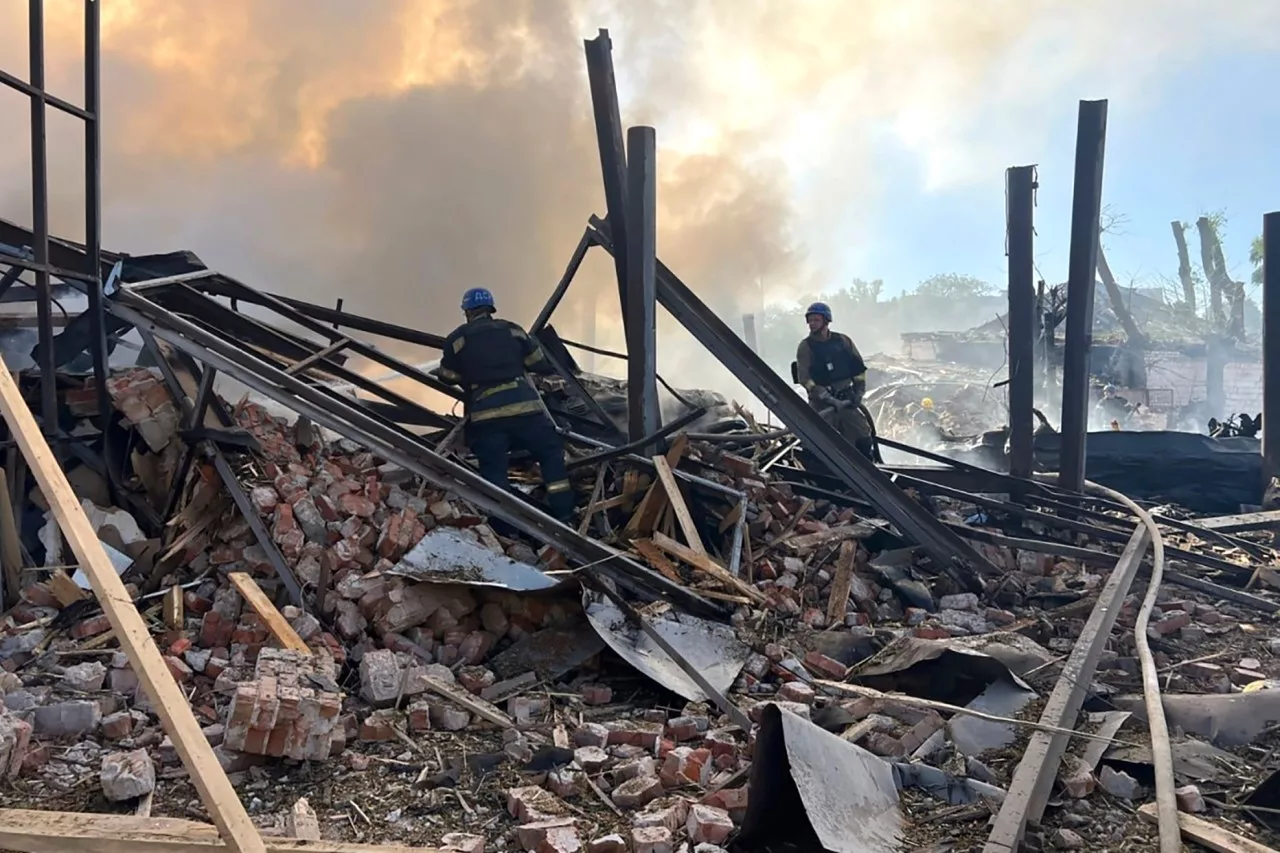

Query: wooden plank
[[163, 585, 185, 631], [651, 532, 768, 605], [717, 500, 744, 535], [664, 433, 689, 467], [48, 570, 88, 607], [0, 360, 267, 853], [228, 572, 310, 654], [624, 481, 667, 536], [419, 673, 513, 728], [783, 522, 878, 554], [652, 455, 704, 555], [284, 337, 351, 376], [631, 538, 685, 584], [1138, 803, 1279, 853], [825, 540, 858, 626], [0, 469, 22, 604], [0, 808, 440, 853], [1193, 509, 1280, 533]]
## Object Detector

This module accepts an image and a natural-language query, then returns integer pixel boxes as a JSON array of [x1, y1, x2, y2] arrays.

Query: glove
[[810, 388, 836, 408]]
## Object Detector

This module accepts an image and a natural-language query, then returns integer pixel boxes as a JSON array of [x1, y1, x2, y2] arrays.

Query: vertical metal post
[[743, 314, 758, 354], [1006, 166, 1036, 480], [1058, 100, 1108, 493], [584, 30, 630, 323], [29, 0, 58, 438], [1262, 212, 1280, 484], [84, 0, 113, 500], [624, 126, 661, 442]]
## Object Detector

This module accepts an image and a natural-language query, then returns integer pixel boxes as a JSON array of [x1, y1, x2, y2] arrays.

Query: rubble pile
[[6, 362, 1280, 853]]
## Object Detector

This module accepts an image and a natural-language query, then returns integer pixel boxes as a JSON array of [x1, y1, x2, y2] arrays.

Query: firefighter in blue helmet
[[795, 302, 875, 459], [436, 288, 574, 522]]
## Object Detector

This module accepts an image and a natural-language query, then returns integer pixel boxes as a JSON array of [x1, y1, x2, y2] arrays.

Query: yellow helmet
[[921, 397, 934, 410]]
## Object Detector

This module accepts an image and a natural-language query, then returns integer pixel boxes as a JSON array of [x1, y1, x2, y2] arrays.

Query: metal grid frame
[[0, 1, 110, 448]]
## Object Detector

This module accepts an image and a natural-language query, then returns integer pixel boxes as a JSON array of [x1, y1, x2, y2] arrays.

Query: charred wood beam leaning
[[530, 228, 597, 337], [584, 29, 631, 323], [1006, 165, 1036, 480], [589, 216, 999, 587], [1058, 99, 1108, 493], [106, 290, 724, 619]]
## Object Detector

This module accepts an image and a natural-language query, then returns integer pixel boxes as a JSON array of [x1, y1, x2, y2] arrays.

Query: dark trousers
[[467, 414, 574, 522]]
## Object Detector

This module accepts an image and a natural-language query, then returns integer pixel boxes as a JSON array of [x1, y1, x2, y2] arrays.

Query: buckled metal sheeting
[[588, 216, 997, 584], [106, 286, 725, 619]]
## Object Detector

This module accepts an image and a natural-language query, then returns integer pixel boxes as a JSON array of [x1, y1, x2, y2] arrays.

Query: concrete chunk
[[100, 749, 155, 802]]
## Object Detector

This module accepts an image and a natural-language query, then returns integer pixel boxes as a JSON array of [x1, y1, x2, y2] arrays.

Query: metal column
[[584, 30, 631, 323], [624, 126, 661, 442], [28, 0, 58, 437], [1006, 166, 1037, 480], [0, 0, 108, 446], [1057, 100, 1108, 493], [1263, 212, 1280, 484], [84, 0, 113, 499]]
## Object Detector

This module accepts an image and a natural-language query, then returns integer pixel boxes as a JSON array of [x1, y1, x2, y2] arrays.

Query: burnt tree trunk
[[1097, 245, 1147, 389], [1210, 238, 1247, 338], [1170, 221, 1197, 315], [1196, 216, 1227, 331]]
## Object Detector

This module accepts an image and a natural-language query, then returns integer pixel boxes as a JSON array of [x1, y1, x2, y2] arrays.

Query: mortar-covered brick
[[222, 648, 341, 761]]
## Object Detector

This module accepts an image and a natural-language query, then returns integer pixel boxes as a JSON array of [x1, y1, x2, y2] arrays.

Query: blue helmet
[[461, 287, 495, 312], [805, 301, 832, 323]]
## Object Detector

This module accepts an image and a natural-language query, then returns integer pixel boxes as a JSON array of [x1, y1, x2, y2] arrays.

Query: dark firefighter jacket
[[437, 316, 552, 422], [796, 331, 867, 395]]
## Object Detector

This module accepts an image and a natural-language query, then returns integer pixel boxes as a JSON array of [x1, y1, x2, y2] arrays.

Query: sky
[[0, 0, 1278, 370], [846, 48, 1278, 304]]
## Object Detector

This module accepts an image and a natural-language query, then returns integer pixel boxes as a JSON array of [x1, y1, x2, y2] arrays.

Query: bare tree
[[1097, 244, 1148, 388], [1170, 221, 1197, 314], [1195, 215, 1246, 339]]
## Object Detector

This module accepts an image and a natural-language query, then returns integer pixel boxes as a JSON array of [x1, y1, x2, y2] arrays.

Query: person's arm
[[796, 340, 830, 405], [437, 334, 465, 386], [511, 324, 554, 375]]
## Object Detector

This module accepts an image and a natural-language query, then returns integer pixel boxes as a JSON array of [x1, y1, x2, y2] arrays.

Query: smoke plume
[[1, 0, 1276, 399]]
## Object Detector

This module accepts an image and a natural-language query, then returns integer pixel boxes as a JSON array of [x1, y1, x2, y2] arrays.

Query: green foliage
[[753, 273, 999, 374], [912, 273, 994, 300], [1252, 234, 1265, 286]]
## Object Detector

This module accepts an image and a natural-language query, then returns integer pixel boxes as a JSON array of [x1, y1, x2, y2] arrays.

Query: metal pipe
[[624, 126, 661, 444], [727, 496, 747, 577], [28, 0, 57, 440], [566, 407, 705, 471], [1057, 100, 1109, 492], [84, 0, 113, 501], [1006, 165, 1036, 479], [1263, 211, 1280, 484]]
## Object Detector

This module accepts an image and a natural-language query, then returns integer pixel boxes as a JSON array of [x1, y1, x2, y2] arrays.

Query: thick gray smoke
[[1, 0, 1276, 407]]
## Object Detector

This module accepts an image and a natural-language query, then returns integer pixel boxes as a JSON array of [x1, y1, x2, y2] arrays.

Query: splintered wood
[[0, 358, 268, 853], [228, 572, 310, 654]]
